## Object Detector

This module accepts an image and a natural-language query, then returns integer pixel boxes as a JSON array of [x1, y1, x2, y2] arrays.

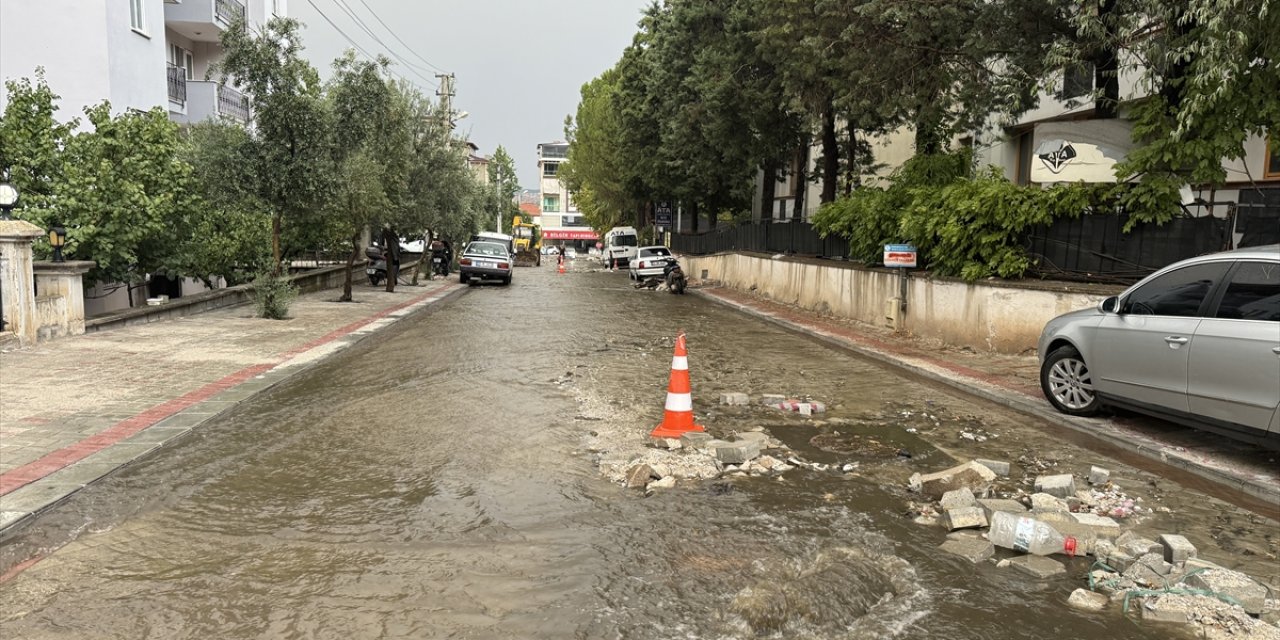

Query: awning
[[543, 229, 599, 240]]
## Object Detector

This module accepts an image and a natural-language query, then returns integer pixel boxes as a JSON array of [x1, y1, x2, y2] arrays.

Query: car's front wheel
[[1040, 345, 1101, 416]]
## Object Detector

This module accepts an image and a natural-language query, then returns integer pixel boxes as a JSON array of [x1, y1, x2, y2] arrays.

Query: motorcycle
[[431, 252, 449, 277], [663, 259, 687, 295], [365, 245, 387, 286]]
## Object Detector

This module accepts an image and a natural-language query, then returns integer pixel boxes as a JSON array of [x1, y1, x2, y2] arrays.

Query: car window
[[615, 235, 638, 247], [640, 247, 670, 257], [466, 242, 506, 257], [1121, 262, 1230, 317], [1214, 261, 1280, 322]]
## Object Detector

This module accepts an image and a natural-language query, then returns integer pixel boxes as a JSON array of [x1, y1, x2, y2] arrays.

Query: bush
[[252, 271, 299, 319]]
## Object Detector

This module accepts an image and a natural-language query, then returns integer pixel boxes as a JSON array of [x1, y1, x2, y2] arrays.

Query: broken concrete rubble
[[1159, 534, 1197, 565], [1067, 588, 1109, 612], [939, 538, 995, 563], [1184, 568, 1268, 615], [718, 392, 751, 406], [647, 476, 676, 490], [1030, 492, 1070, 512], [712, 439, 761, 465], [974, 458, 1011, 477], [942, 506, 988, 531], [1006, 555, 1067, 579], [680, 431, 714, 448], [976, 498, 1027, 523], [650, 436, 683, 450], [939, 486, 978, 511], [908, 460, 997, 499], [625, 464, 657, 489], [1033, 473, 1077, 498], [1088, 466, 1111, 485]]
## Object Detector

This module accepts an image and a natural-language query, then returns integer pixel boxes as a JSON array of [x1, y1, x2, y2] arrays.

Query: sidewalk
[[0, 280, 464, 536], [694, 286, 1279, 510]]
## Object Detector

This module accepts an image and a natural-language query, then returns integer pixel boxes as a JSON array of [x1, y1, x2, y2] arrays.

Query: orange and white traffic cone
[[650, 333, 705, 439], [558, 259, 566, 275]]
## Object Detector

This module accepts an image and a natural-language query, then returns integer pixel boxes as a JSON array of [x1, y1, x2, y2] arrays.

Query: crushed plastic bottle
[[988, 511, 1079, 557]]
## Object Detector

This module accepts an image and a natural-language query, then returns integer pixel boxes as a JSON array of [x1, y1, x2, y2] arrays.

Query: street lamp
[[0, 178, 18, 220], [49, 225, 67, 262]]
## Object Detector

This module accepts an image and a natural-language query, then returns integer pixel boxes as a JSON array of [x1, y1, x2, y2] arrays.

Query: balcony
[[171, 81, 250, 124], [167, 65, 187, 108], [165, 0, 245, 42]]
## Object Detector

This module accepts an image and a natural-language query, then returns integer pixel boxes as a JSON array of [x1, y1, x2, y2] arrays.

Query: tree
[[217, 16, 335, 273], [487, 145, 520, 233], [562, 69, 637, 232], [0, 70, 72, 219]]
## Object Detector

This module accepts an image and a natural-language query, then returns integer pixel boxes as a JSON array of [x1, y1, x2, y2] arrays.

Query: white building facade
[[536, 141, 598, 249]]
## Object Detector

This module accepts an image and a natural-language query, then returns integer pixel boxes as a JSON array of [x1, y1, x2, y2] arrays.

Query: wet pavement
[[0, 261, 1276, 639]]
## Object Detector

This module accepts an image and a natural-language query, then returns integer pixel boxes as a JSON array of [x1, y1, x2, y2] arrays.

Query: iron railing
[[215, 0, 246, 23], [166, 65, 187, 104], [217, 84, 249, 121]]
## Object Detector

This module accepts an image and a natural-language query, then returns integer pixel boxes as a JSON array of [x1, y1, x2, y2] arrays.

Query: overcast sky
[[291, 0, 650, 188]]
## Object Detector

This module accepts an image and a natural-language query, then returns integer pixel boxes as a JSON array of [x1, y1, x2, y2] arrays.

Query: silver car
[[1037, 245, 1280, 449]]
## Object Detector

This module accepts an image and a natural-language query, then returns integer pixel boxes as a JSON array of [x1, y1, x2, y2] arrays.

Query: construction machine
[[511, 215, 542, 267]]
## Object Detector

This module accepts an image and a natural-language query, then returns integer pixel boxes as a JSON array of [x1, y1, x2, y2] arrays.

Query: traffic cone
[[650, 333, 705, 439], [558, 260, 566, 275]]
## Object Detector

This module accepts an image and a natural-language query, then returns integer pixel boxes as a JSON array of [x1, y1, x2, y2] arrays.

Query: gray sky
[[292, 0, 650, 188]]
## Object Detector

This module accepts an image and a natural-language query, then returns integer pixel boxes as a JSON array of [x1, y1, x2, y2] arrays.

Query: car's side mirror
[[1100, 296, 1119, 313]]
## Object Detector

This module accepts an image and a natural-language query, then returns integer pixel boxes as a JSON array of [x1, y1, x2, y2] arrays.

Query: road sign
[[883, 244, 917, 268], [655, 201, 673, 226]]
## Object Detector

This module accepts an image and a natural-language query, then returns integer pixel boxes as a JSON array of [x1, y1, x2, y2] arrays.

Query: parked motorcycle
[[365, 245, 387, 286], [664, 259, 687, 295], [430, 241, 450, 278]]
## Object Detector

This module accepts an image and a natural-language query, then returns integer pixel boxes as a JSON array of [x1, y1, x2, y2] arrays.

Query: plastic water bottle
[[988, 512, 1079, 556]]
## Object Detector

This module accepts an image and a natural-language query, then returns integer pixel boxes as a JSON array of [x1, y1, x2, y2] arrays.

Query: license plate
[[366, 268, 377, 275], [477, 261, 494, 268]]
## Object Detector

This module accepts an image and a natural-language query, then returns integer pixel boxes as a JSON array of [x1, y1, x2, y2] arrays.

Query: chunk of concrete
[[1007, 555, 1067, 579], [647, 477, 676, 490], [1159, 534, 1197, 565], [908, 461, 997, 499], [1069, 513, 1121, 530], [1067, 588, 1110, 612], [759, 394, 785, 405], [1183, 557, 1225, 573], [1122, 554, 1171, 588], [714, 440, 762, 465], [974, 458, 1011, 477], [1088, 466, 1111, 485], [939, 487, 978, 511], [1033, 474, 1077, 498], [1106, 550, 1136, 572], [649, 437, 683, 450], [1183, 568, 1268, 615], [1030, 493, 1070, 512], [719, 392, 750, 406], [625, 464, 656, 489], [680, 431, 714, 448], [939, 538, 995, 563], [977, 498, 1027, 523], [735, 431, 770, 445], [1116, 533, 1161, 558], [1139, 597, 1190, 625], [942, 506, 988, 531]]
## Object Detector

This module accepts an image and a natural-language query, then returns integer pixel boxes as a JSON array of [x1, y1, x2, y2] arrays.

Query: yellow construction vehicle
[[511, 215, 541, 267]]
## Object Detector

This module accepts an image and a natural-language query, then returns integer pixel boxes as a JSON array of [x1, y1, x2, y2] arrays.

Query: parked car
[[564, 247, 578, 260], [629, 246, 674, 279], [1037, 245, 1280, 449], [458, 241, 513, 286]]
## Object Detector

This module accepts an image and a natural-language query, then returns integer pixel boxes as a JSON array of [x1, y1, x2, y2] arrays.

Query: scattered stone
[[1030, 492, 1071, 512], [647, 477, 676, 490], [1088, 466, 1111, 485], [1123, 554, 1171, 588], [719, 392, 750, 406], [1183, 557, 1225, 573], [1159, 534, 1197, 565], [1034, 474, 1077, 498], [977, 498, 1027, 523], [946, 530, 982, 541], [735, 431, 770, 445], [649, 437, 683, 450], [939, 487, 978, 511], [755, 455, 780, 471], [1069, 513, 1120, 530], [1136, 552, 1176, 577], [1092, 540, 1116, 561], [1106, 550, 1137, 572], [1067, 588, 1110, 612], [680, 431, 714, 448], [1140, 597, 1191, 625], [1184, 568, 1268, 615], [939, 538, 995, 563], [625, 464, 656, 489], [1116, 532, 1162, 558], [942, 506, 988, 531], [713, 439, 762, 465], [649, 463, 672, 479], [1007, 555, 1067, 579], [908, 461, 997, 499], [974, 459, 1011, 477], [759, 394, 785, 405]]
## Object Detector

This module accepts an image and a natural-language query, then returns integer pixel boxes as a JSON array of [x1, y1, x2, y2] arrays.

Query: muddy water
[[0, 263, 1273, 639]]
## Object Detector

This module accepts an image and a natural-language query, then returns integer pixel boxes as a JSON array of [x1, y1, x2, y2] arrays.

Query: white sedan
[[629, 246, 674, 279]]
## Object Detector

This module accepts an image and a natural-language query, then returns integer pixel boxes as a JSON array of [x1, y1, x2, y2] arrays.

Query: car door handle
[[1164, 336, 1189, 345]]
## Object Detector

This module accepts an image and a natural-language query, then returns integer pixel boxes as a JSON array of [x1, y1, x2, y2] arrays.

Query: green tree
[[487, 145, 520, 233], [0, 70, 72, 219], [563, 69, 639, 233]]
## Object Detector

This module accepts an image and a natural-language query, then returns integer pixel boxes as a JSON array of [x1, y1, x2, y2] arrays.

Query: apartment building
[[0, 0, 282, 125], [536, 141, 598, 249]]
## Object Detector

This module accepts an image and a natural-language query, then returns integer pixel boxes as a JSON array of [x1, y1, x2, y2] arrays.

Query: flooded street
[[1, 262, 1275, 639]]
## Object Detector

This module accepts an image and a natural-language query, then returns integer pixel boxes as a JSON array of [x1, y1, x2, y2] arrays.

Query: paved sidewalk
[[0, 280, 464, 536], [695, 286, 1279, 510]]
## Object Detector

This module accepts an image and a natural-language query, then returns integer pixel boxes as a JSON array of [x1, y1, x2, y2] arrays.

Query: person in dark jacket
[[380, 225, 401, 292]]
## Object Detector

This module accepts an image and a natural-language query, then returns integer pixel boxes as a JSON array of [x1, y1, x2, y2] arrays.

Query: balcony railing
[[167, 66, 187, 105], [215, 0, 246, 24], [217, 85, 249, 121]]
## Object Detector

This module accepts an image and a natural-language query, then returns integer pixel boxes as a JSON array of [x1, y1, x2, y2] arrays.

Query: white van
[[602, 226, 639, 267]]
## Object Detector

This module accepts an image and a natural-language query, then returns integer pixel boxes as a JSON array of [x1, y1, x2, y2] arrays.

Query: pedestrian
[[380, 224, 401, 292]]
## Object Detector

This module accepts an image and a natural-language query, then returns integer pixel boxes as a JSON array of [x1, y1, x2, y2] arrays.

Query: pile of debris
[[907, 459, 1280, 637], [719, 392, 827, 416]]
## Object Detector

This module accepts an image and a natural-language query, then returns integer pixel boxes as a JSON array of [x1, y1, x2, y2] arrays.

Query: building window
[[542, 195, 560, 213], [169, 45, 194, 80], [1058, 63, 1094, 101], [130, 0, 145, 31], [543, 162, 559, 178], [1266, 134, 1280, 179]]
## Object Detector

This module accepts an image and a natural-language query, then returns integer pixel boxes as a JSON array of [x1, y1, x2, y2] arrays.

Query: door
[[1090, 261, 1231, 413], [1188, 261, 1280, 431]]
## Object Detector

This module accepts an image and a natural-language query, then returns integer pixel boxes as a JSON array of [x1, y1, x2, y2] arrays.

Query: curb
[[692, 288, 1280, 508], [0, 283, 468, 543]]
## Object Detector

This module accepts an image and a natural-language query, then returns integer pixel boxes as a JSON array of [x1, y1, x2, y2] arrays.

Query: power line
[[303, 0, 438, 91], [324, 0, 442, 87], [351, 0, 448, 74]]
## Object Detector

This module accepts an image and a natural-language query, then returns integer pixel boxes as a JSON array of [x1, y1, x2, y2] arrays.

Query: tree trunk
[[1093, 0, 1120, 118], [690, 200, 700, 234], [821, 104, 838, 205], [271, 214, 282, 275], [761, 158, 779, 220], [792, 139, 809, 221], [340, 231, 358, 302], [844, 127, 859, 196]]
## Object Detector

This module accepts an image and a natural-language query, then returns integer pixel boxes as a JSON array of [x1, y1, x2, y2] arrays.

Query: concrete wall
[[683, 252, 1118, 354]]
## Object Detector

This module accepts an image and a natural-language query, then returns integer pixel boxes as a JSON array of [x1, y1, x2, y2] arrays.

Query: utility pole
[[436, 73, 455, 143]]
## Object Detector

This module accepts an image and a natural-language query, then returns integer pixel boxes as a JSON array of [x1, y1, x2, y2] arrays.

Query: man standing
[[380, 224, 401, 292]]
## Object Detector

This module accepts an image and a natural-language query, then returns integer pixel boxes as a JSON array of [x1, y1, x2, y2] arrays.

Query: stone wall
[[681, 252, 1123, 354]]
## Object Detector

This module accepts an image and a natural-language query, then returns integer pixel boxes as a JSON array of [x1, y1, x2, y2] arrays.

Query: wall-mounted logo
[[1038, 141, 1078, 174]]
